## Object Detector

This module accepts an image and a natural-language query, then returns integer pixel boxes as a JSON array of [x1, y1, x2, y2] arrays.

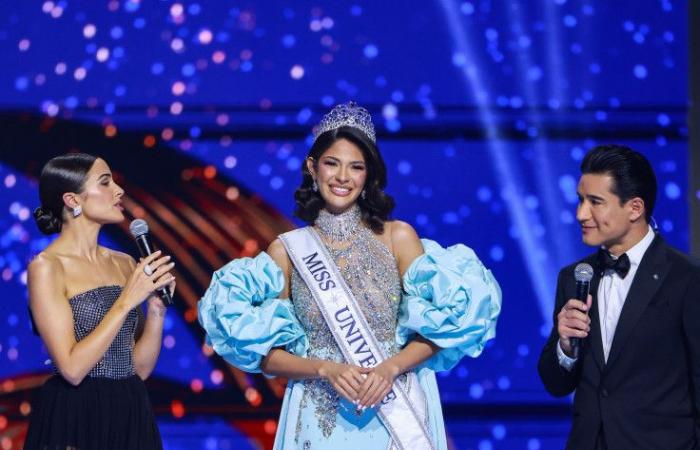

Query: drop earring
[[312, 179, 318, 192], [361, 190, 366, 200], [73, 205, 82, 217]]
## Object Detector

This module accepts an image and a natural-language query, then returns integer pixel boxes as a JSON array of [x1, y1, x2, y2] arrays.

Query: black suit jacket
[[538, 235, 700, 450]]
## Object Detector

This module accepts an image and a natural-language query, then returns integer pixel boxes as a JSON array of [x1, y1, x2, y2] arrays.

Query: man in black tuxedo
[[538, 144, 700, 449]]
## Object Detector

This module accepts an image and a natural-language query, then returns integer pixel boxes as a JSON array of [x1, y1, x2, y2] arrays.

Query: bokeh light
[[0, 1, 690, 449]]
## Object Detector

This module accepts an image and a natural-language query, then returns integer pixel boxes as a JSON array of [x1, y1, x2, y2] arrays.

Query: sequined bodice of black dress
[[24, 285, 163, 450]]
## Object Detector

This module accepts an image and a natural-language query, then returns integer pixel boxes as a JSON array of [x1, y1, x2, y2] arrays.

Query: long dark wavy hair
[[33, 153, 98, 235], [294, 126, 395, 234]]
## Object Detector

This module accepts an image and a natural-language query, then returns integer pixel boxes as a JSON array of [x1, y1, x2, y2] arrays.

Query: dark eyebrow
[[98, 173, 112, 180], [576, 191, 605, 202]]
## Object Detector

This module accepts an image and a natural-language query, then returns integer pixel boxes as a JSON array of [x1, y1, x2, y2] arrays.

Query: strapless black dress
[[24, 286, 162, 450]]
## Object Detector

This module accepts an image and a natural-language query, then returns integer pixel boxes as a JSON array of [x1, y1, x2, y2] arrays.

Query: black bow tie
[[597, 249, 631, 279]]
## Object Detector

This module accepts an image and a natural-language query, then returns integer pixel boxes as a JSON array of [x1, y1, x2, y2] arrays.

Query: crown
[[313, 102, 376, 143]]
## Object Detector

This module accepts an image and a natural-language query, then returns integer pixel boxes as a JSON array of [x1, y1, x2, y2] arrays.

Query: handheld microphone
[[571, 263, 594, 358], [129, 219, 174, 306]]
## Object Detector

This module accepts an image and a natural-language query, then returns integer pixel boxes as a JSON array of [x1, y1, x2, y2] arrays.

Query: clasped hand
[[320, 360, 400, 410]]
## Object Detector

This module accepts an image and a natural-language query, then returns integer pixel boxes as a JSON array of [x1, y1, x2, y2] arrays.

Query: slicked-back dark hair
[[33, 153, 98, 235], [580, 144, 656, 222], [294, 126, 395, 233]]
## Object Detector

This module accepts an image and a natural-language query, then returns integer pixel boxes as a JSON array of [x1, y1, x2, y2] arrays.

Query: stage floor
[[157, 417, 571, 450]]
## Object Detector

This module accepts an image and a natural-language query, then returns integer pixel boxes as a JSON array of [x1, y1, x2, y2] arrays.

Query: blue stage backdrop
[[0, 1, 688, 449]]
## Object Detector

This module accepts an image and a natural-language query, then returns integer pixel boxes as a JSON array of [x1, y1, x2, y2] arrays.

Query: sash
[[280, 227, 434, 450]]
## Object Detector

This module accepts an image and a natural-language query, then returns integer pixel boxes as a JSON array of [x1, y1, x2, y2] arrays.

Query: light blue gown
[[199, 232, 501, 450]]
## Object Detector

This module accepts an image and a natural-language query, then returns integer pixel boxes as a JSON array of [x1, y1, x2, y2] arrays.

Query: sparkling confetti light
[[0, 2, 689, 449]]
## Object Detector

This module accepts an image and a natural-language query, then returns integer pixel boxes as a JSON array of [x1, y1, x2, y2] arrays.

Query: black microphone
[[129, 219, 174, 306], [571, 263, 594, 359]]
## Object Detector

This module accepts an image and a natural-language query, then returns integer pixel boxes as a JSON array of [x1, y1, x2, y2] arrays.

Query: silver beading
[[313, 102, 376, 143], [315, 205, 362, 243]]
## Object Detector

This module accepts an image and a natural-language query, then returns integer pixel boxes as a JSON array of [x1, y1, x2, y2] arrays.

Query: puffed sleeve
[[198, 252, 309, 373], [396, 239, 502, 372]]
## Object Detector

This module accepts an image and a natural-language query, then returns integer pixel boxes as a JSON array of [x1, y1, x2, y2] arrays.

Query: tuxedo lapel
[[604, 236, 670, 370], [587, 271, 606, 370]]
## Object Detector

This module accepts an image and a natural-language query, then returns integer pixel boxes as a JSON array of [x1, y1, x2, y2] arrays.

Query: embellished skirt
[[274, 367, 448, 450], [24, 374, 162, 450]]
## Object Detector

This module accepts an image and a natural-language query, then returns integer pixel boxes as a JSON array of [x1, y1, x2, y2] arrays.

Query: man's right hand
[[557, 295, 592, 356]]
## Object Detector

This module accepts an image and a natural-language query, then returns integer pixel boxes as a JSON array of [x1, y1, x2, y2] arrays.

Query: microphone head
[[129, 219, 149, 238], [574, 263, 594, 283]]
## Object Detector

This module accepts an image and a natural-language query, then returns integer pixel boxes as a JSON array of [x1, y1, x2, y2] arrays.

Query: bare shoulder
[[385, 220, 423, 277], [29, 251, 64, 279], [267, 238, 286, 260], [387, 220, 421, 248], [267, 238, 291, 270], [28, 252, 66, 300], [266, 238, 292, 298]]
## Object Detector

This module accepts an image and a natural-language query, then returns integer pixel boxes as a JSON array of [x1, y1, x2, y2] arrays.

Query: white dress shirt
[[557, 226, 656, 369]]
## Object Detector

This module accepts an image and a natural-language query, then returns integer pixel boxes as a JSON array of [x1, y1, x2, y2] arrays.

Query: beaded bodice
[[290, 206, 403, 437], [55, 285, 142, 379], [291, 207, 402, 361], [290, 229, 403, 360]]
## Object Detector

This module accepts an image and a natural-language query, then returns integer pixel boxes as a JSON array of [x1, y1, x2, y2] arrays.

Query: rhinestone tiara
[[313, 101, 376, 143]]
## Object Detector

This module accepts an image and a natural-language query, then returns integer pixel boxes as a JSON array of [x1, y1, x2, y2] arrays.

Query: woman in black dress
[[24, 153, 175, 450]]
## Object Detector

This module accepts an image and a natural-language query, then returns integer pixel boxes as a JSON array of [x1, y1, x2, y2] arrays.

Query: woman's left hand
[[357, 360, 401, 409], [147, 279, 176, 317]]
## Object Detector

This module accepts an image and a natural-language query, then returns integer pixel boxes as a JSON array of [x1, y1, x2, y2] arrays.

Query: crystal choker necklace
[[315, 205, 362, 243]]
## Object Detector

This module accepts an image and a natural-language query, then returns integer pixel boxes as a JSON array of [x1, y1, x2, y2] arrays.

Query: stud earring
[[73, 205, 82, 217]]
